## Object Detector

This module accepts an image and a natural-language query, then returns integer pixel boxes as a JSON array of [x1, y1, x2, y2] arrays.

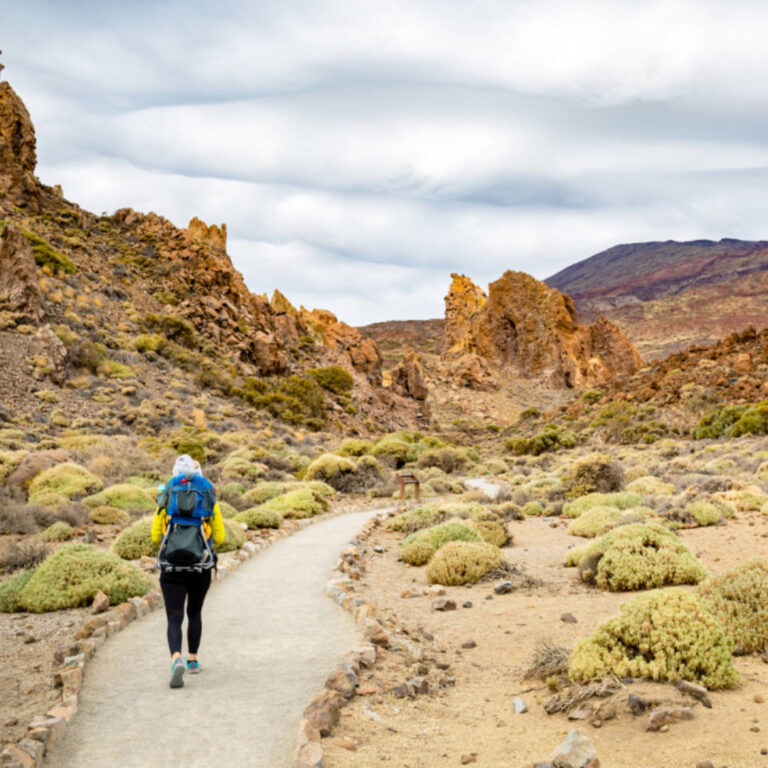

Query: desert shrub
[[89, 505, 131, 526], [42, 521, 74, 542], [219, 455, 266, 483], [217, 518, 247, 552], [425, 541, 504, 586], [82, 484, 154, 512], [307, 366, 354, 395], [0, 540, 49, 573], [235, 507, 283, 529], [568, 453, 624, 497], [569, 588, 738, 689], [401, 521, 481, 565], [0, 570, 36, 612], [469, 519, 509, 547], [591, 401, 669, 444], [245, 375, 326, 428], [506, 424, 576, 456], [22, 228, 76, 274], [387, 505, 448, 534], [112, 517, 158, 560], [371, 438, 416, 468], [261, 488, 326, 519], [0, 449, 28, 482], [694, 402, 768, 440], [243, 482, 290, 506], [28, 463, 103, 505], [416, 447, 475, 474], [66, 340, 107, 373], [493, 502, 524, 521], [715, 488, 768, 512], [219, 481, 246, 505], [685, 501, 722, 527], [133, 334, 166, 353], [142, 313, 197, 348], [336, 439, 374, 457], [305, 480, 337, 498], [562, 491, 644, 519], [305, 453, 383, 492], [522, 501, 545, 516], [569, 523, 706, 591], [699, 561, 768, 653], [568, 506, 623, 538], [626, 476, 676, 495], [17, 543, 153, 612]]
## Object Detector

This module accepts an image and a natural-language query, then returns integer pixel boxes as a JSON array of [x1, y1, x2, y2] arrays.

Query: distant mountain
[[546, 239, 768, 359]]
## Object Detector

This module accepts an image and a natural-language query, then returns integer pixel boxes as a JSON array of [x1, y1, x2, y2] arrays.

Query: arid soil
[[322, 509, 768, 768]]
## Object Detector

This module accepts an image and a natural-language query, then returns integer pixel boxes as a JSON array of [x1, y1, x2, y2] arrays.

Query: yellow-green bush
[[569, 588, 738, 689], [567, 506, 623, 538], [522, 501, 545, 516], [42, 521, 74, 542], [336, 439, 374, 457], [388, 505, 448, 534], [562, 491, 644, 519], [626, 476, 676, 496], [506, 424, 576, 456], [0, 449, 28, 482], [17, 544, 153, 612], [22, 228, 76, 274], [415, 447, 476, 474], [568, 523, 706, 591], [82, 484, 155, 512], [715, 488, 767, 512], [28, 463, 103, 504], [113, 517, 159, 560], [261, 488, 326, 519], [371, 438, 416, 468], [694, 401, 768, 439], [699, 561, 768, 653], [425, 541, 504, 586], [235, 507, 282, 529], [568, 453, 625, 497], [243, 482, 291, 505], [0, 570, 36, 612], [89, 506, 131, 526], [305, 452, 383, 492], [219, 455, 267, 483], [307, 366, 354, 395], [685, 501, 722, 527], [470, 519, 509, 547], [401, 521, 481, 566], [217, 518, 247, 552], [218, 500, 238, 519]]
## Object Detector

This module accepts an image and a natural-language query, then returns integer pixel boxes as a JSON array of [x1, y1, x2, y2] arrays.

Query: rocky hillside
[[547, 239, 768, 359], [0, 77, 427, 436]]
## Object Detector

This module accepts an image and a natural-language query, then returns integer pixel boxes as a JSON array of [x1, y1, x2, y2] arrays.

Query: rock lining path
[[46, 509, 379, 768]]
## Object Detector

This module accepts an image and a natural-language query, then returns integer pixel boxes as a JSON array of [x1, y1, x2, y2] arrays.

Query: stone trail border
[[43, 508, 380, 768]]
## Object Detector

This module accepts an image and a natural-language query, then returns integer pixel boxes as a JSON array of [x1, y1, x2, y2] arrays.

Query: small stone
[[409, 677, 430, 695], [512, 697, 528, 714], [325, 666, 359, 698], [336, 737, 358, 751], [696, 761, 715, 768], [462, 601, 473, 609], [561, 612, 578, 623], [627, 693, 648, 716], [91, 590, 109, 614], [494, 581, 513, 595], [4, 718, 19, 726], [392, 682, 415, 699], [646, 707, 694, 732], [676, 680, 712, 709], [432, 598, 457, 612], [460, 754, 477, 764], [373, 545, 384, 553], [756, 694, 765, 704], [296, 741, 323, 768], [752, 726, 761, 733], [761, 748, 767, 755], [461, 640, 477, 649], [551, 728, 596, 768], [568, 706, 591, 721], [22, 634, 37, 644]]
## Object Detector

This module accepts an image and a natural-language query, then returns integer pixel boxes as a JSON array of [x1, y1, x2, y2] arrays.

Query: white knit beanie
[[172, 454, 197, 477]]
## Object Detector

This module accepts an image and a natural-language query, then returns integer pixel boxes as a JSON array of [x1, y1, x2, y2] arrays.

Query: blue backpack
[[157, 474, 217, 572]]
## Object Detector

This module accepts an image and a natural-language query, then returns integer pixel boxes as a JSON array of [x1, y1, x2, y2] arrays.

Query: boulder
[[390, 349, 428, 400], [442, 271, 643, 388], [0, 223, 43, 321]]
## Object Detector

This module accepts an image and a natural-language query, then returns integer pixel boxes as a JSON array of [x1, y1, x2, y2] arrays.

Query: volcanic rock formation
[[0, 81, 40, 212], [0, 222, 43, 321], [443, 271, 643, 388]]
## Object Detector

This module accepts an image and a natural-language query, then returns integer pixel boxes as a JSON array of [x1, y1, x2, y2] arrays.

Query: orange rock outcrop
[[0, 81, 40, 212], [443, 271, 643, 387]]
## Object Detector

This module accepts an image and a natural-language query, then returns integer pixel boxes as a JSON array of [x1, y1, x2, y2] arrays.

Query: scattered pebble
[[512, 696, 528, 714]]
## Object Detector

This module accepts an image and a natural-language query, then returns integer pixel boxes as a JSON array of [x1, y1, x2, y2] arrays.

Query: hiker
[[152, 454, 226, 688]]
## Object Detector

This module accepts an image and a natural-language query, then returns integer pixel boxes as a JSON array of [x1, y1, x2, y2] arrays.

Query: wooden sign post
[[396, 472, 420, 509]]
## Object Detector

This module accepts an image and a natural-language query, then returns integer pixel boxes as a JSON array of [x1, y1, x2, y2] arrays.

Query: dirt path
[[45, 509, 380, 768]]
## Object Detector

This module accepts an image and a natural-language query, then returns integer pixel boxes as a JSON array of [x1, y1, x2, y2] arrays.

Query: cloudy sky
[[4, 0, 768, 324]]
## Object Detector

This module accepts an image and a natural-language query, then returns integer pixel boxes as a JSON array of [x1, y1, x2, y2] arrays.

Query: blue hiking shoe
[[187, 659, 201, 675], [169, 657, 186, 689]]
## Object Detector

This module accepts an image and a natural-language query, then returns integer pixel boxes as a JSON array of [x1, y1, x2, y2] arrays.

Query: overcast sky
[[4, 0, 768, 325]]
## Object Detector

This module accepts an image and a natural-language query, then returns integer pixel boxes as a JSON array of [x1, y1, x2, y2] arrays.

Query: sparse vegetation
[[506, 423, 576, 456], [425, 541, 504, 586], [400, 521, 481, 565]]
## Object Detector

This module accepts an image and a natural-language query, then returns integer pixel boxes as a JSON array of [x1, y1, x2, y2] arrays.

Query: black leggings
[[159, 570, 212, 656]]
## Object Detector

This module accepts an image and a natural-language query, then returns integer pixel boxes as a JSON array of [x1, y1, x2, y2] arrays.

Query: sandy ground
[[322, 509, 768, 768], [43, 510, 376, 768]]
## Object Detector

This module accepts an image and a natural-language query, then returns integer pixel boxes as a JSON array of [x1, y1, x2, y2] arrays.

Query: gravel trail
[[46, 509, 378, 768]]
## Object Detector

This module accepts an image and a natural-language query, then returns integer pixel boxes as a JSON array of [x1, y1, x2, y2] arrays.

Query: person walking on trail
[[152, 454, 226, 689]]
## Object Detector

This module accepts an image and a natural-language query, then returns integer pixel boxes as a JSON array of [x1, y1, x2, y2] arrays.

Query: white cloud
[[8, 0, 768, 324]]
